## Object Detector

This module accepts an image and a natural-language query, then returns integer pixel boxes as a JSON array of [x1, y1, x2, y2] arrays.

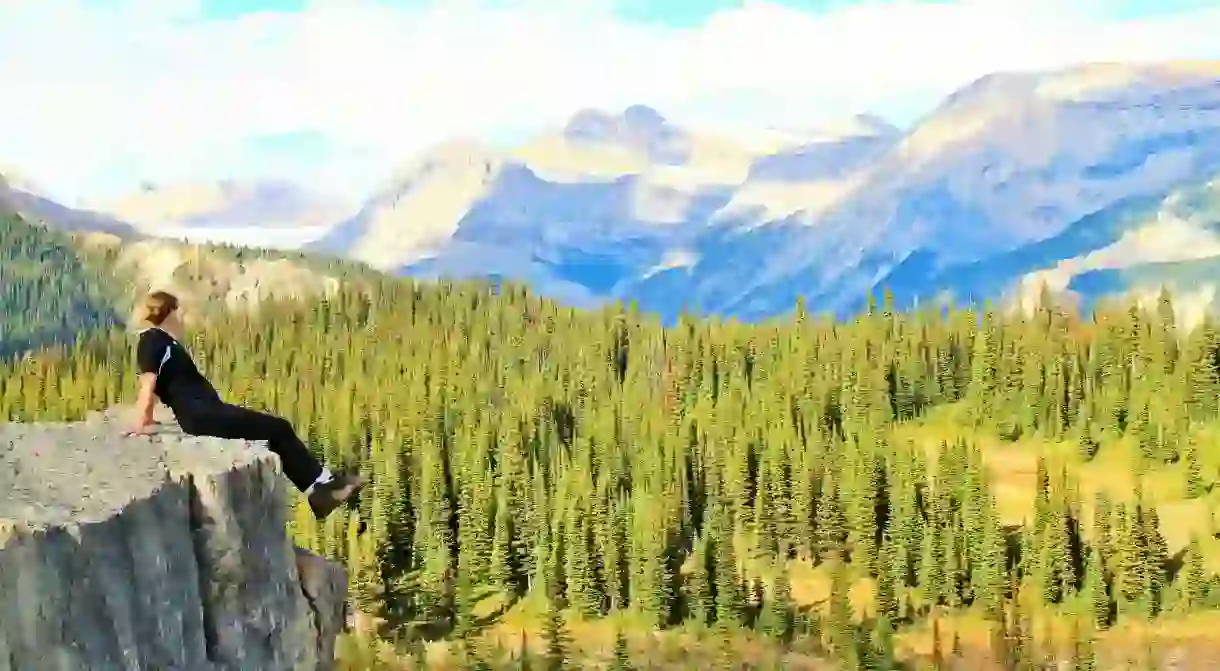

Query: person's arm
[[129, 331, 167, 433], [132, 373, 158, 430]]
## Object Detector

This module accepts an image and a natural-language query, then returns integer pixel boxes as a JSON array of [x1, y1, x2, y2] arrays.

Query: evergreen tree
[[1085, 547, 1111, 630], [875, 537, 899, 620], [1185, 439, 1208, 499], [540, 598, 571, 671], [872, 616, 897, 671], [1182, 537, 1207, 609], [608, 627, 634, 671], [826, 559, 853, 655], [686, 536, 714, 626], [711, 501, 744, 628], [756, 564, 793, 644], [814, 471, 848, 562], [1072, 617, 1097, 671], [1142, 505, 1169, 616], [1093, 492, 1112, 566]]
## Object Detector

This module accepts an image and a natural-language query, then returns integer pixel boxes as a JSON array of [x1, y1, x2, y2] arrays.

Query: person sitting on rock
[[126, 290, 363, 519]]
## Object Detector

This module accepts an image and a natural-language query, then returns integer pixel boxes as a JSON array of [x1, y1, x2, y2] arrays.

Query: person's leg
[[177, 402, 362, 517], [180, 402, 323, 491]]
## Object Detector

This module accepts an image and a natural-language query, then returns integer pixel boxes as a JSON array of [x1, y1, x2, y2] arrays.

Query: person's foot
[[308, 473, 364, 520]]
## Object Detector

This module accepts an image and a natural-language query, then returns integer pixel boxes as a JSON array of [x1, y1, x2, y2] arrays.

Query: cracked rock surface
[[0, 407, 347, 671]]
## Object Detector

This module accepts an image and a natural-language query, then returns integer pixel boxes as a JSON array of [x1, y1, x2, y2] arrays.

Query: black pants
[[175, 401, 324, 493]]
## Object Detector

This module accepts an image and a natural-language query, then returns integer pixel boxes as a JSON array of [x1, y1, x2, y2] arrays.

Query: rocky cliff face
[[0, 407, 347, 671]]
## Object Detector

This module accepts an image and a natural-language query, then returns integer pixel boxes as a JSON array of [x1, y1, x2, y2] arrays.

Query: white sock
[[305, 468, 334, 495]]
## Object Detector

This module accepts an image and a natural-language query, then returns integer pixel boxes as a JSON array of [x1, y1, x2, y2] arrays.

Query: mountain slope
[[0, 212, 123, 358], [0, 201, 379, 358], [0, 174, 13, 214], [310, 142, 509, 273], [1024, 176, 1220, 325], [0, 171, 138, 237], [744, 114, 900, 182], [662, 61, 1220, 320], [88, 180, 353, 251], [313, 61, 1220, 322], [309, 106, 882, 309], [879, 174, 1220, 316]]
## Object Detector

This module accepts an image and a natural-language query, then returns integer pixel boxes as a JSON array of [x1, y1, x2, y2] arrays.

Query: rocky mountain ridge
[[93, 179, 354, 233], [0, 172, 137, 237], [306, 61, 1220, 320], [10, 60, 1220, 322]]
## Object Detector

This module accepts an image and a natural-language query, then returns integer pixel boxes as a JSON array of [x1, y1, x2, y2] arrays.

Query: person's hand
[[124, 420, 156, 437]]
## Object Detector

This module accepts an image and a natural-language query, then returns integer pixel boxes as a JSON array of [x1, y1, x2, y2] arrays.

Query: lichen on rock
[[0, 408, 347, 671]]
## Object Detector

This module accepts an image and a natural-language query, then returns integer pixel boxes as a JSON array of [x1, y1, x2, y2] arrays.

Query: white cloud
[[0, 0, 1218, 204]]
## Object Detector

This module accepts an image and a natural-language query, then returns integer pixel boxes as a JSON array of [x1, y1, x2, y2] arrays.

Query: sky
[[1, 0, 1218, 206]]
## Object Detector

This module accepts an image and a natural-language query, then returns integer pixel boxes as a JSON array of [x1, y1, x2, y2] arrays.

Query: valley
[[5, 52, 1220, 670], [7, 206, 1220, 667]]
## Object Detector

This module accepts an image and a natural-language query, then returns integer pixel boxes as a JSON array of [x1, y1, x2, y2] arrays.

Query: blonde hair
[[138, 290, 180, 326]]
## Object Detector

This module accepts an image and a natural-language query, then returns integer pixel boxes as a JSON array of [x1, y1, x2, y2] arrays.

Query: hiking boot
[[308, 473, 364, 520]]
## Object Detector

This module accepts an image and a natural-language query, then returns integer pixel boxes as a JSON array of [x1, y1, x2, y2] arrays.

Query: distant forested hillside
[[0, 213, 122, 359], [0, 210, 388, 360]]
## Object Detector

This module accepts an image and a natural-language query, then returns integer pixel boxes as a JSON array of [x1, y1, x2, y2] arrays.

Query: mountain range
[[6, 60, 1220, 323]]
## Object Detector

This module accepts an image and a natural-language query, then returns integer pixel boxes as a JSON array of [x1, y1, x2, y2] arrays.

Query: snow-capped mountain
[[8, 61, 1220, 323], [311, 61, 1220, 321]]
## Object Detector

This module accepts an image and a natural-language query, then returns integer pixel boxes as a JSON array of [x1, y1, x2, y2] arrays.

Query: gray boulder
[[0, 407, 347, 671]]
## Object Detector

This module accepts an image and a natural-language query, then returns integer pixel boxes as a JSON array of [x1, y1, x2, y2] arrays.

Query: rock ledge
[[0, 408, 346, 671]]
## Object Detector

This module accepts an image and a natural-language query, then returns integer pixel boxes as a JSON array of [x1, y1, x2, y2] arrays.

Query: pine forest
[[7, 256, 1220, 668]]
